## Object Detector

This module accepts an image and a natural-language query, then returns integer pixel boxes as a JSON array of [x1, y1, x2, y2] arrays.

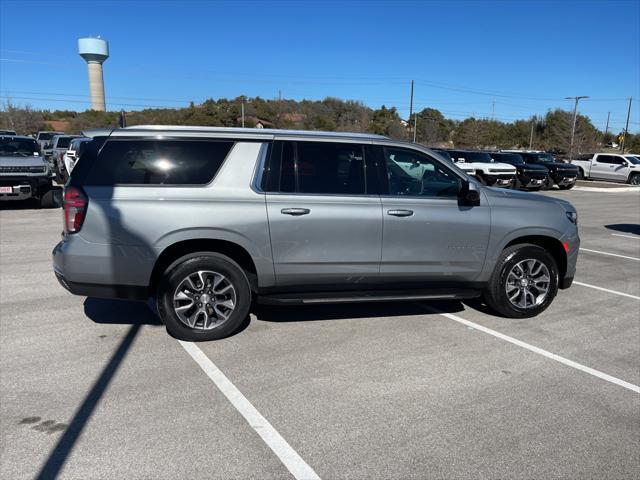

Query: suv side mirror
[[458, 179, 480, 206]]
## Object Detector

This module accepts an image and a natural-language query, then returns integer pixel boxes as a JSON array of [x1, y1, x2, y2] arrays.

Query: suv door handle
[[387, 209, 414, 217], [281, 208, 310, 216]]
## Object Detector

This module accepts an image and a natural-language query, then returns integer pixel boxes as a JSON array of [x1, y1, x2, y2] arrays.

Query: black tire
[[577, 168, 585, 180], [629, 173, 640, 186], [558, 183, 575, 190], [38, 185, 55, 208], [157, 253, 251, 341], [483, 244, 559, 319], [541, 175, 553, 190]]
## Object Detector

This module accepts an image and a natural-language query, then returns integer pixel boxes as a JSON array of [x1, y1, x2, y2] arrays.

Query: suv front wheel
[[157, 253, 251, 341], [484, 244, 559, 318]]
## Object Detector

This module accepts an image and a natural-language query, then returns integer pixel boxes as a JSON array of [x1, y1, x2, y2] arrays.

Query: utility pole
[[278, 90, 282, 101], [241, 96, 245, 128], [565, 95, 589, 160], [604, 111, 610, 137], [409, 80, 414, 140], [491, 99, 495, 121], [529, 119, 535, 150], [413, 112, 418, 143], [621, 97, 632, 154]]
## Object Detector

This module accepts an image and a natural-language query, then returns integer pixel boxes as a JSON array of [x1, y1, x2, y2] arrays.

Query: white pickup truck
[[571, 153, 640, 185]]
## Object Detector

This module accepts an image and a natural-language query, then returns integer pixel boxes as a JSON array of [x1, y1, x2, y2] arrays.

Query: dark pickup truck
[[490, 152, 548, 191], [503, 151, 579, 190]]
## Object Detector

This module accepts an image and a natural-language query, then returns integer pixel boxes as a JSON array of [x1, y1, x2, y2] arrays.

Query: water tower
[[78, 37, 109, 111]]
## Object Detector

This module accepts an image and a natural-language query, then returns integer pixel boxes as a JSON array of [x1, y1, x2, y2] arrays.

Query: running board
[[258, 288, 480, 305]]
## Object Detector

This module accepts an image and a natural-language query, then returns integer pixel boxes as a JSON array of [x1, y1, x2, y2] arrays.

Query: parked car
[[503, 150, 579, 190], [431, 149, 476, 177], [53, 126, 579, 341], [446, 150, 516, 188], [45, 135, 81, 180], [571, 153, 640, 185], [0, 129, 17, 136], [61, 137, 91, 181], [35, 131, 64, 151], [489, 152, 548, 191], [0, 135, 55, 207]]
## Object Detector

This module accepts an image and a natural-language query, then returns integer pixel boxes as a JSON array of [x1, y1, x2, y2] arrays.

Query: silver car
[[53, 126, 580, 341]]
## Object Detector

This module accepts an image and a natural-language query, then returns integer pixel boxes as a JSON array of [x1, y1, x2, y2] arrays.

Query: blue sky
[[1, 0, 639, 132]]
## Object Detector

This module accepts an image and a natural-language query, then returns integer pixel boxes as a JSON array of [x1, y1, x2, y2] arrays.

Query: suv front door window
[[378, 146, 490, 281]]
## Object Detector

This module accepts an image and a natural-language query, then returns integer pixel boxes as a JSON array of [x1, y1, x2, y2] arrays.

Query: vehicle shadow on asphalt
[[605, 223, 640, 235], [253, 299, 466, 323], [35, 323, 140, 480], [83, 297, 162, 326]]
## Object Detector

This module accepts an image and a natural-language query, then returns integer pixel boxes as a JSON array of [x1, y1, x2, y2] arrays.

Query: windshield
[[56, 137, 73, 148], [0, 138, 39, 156], [37, 133, 55, 141], [433, 150, 452, 161], [624, 155, 640, 165], [522, 152, 556, 163], [492, 153, 524, 165], [463, 151, 493, 163]]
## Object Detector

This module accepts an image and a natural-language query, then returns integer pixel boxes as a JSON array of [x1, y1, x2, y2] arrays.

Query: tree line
[[1, 97, 638, 154]]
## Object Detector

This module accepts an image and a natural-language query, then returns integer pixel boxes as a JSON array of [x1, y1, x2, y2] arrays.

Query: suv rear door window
[[262, 141, 368, 195], [86, 140, 233, 185]]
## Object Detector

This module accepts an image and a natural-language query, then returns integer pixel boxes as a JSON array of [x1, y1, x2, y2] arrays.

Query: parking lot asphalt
[[1, 187, 639, 479]]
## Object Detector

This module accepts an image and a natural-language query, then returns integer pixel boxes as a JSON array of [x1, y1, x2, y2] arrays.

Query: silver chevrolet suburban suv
[[53, 126, 580, 341]]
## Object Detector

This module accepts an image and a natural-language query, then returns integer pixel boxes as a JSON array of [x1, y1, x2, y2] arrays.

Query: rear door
[[377, 145, 490, 283], [263, 140, 383, 287]]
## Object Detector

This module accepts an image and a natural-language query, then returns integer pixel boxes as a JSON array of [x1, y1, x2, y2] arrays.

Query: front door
[[264, 140, 383, 287], [378, 146, 490, 283]]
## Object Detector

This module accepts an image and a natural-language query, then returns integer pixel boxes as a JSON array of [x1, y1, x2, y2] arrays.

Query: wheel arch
[[504, 235, 567, 283], [149, 239, 260, 295]]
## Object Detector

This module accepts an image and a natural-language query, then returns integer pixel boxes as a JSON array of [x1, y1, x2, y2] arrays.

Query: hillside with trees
[[1, 97, 638, 154]]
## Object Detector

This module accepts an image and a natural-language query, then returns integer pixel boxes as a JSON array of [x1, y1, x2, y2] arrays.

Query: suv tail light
[[63, 186, 88, 233]]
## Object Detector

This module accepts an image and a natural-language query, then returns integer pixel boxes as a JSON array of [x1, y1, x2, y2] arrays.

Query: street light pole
[[565, 95, 589, 161], [621, 97, 632, 154], [241, 96, 245, 128], [529, 118, 535, 150]]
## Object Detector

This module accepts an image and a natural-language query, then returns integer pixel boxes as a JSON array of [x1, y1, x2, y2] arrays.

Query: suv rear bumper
[[52, 235, 154, 300], [54, 269, 148, 300]]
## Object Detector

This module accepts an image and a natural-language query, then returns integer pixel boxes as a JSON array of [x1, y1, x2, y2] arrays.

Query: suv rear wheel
[[157, 253, 251, 341], [484, 244, 559, 318]]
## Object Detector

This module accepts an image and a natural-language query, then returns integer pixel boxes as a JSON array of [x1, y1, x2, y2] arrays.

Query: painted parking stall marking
[[579, 248, 640, 262], [574, 281, 640, 300], [178, 341, 321, 480], [611, 233, 639, 240], [423, 307, 640, 394]]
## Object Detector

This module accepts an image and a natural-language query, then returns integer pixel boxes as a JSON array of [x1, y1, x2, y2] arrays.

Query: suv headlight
[[566, 211, 578, 224]]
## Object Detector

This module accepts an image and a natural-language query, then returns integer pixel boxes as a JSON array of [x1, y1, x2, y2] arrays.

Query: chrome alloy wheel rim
[[173, 270, 236, 330], [505, 259, 551, 309]]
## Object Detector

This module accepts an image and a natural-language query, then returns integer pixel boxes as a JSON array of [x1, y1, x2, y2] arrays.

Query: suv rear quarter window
[[86, 139, 234, 185]]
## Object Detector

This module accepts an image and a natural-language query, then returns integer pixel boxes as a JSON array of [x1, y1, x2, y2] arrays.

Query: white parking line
[[611, 233, 639, 240], [179, 341, 321, 480], [574, 281, 640, 300], [429, 309, 640, 394], [580, 248, 640, 261]]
